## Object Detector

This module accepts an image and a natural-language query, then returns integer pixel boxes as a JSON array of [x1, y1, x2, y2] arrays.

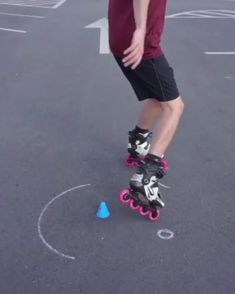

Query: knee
[[147, 98, 162, 109], [161, 97, 184, 117], [177, 98, 184, 117]]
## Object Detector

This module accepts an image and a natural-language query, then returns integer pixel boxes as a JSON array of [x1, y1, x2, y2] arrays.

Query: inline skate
[[124, 129, 152, 167], [120, 154, 169, 221]]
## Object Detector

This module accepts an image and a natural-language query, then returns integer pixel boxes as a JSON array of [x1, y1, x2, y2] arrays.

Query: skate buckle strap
[[161, 159, 170, 170]]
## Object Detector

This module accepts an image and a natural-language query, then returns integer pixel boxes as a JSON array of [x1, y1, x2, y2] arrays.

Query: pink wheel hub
[[139, 206, 149, 216], [119, 189, 131, 204], [148, 208, 161, 221], [129, 199, 140, 210]]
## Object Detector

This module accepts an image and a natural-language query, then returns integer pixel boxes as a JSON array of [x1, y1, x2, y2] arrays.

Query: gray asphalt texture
[[1, 0, 235, 293]]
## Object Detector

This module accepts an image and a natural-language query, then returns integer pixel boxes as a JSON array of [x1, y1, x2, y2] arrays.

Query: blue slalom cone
[[96, 201, 110, 219]]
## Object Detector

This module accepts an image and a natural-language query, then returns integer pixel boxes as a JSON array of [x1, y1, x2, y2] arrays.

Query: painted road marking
[[0, 12, 44, 18], [167, 10, 235, 19], [157, 229, 175, 240], [0, 27, 26, 33], [53, 0, 66, 8], [37, 184, 91, 261], [86, 12, 235, 54], [0, 0, 67, 9], [205, 52, 235, 55], [85, 18, 109, 54], [0, 2, 64, 34]]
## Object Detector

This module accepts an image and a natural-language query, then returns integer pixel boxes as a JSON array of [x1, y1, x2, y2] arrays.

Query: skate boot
[[125, 129, 152, 167], [120, 154, 168, 221]]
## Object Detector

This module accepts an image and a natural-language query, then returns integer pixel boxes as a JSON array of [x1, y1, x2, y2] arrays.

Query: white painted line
[[157, 229, 175, 240], [167, 10, 235, 19], [0, 3, 52, 9], [85, 18, 110, 54], [195, 10, 235, 18], [53, 0, 66, 9], [184, 12, 214, 18], [37, 183, 91, 261], [204, 11, 235, 18], [0, 0, 66, 8], [167, 16, 211, 19], [0, 27, 26, 33], [205, 52, 235, 55], [0, 12, 44, 18]]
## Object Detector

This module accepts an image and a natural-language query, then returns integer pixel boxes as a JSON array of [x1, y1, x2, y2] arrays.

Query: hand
[[122, 28, 145, 70]]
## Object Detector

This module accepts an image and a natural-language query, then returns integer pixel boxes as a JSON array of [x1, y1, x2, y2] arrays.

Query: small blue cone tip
[[96, 201, 110, 219]]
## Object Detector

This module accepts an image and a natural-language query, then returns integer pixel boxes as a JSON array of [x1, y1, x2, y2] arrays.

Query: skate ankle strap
[[161, 159, 170, 170]]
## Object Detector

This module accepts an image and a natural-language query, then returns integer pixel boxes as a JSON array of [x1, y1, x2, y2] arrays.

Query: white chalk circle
[[37, 184, 91, 261], [157, 229, 174, 240]]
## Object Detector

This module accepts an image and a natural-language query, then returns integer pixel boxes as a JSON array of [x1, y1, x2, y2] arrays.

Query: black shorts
[[114, 54, 180, 102]]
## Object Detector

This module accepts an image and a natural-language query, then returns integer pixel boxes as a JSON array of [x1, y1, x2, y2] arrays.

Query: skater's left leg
[[128, 98, 162, 152], [125, 99, 162, 165]]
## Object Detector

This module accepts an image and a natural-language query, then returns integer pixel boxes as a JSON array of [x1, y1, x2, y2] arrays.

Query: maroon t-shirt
[[108, 0, 167, 59]]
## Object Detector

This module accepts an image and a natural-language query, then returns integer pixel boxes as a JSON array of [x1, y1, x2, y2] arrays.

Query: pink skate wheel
[[148, 208, 161, 221], [129, 199, 140, 210], [119, 189, 131, 204], [139, 206, 149, 216]]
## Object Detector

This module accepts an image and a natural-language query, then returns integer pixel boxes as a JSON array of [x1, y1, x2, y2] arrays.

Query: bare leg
[[149, 96, 184, 157], [136, 98, 162, 130]]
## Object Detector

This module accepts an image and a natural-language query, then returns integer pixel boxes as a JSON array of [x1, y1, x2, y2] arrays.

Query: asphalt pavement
[[0, 0, 235, 293]]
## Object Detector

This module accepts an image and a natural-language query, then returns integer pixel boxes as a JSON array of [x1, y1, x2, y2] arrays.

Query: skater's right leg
[[115, 55, 182, 218], [128, 97, 184, 211], [126, 62, 183, 211], [149, 96, 184, 158]]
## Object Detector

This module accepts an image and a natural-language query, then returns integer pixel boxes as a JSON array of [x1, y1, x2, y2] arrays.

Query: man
[[108, 0, 184, 213]]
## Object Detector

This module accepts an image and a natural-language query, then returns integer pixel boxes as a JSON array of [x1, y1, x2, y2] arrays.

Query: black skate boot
[[120, 154, 168, 221], [125, 129, 152, 167]]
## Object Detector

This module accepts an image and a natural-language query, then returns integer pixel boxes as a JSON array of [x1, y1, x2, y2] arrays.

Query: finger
[[131, 56, 143, 70], [122, 46, 140, 63], [124, 51, 141, 67], [123, 42, 138, 55]]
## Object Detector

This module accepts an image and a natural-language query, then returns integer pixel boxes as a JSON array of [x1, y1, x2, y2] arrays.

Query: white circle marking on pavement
[[37, 184, 91, 261], [157, 229, 175, 240]]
